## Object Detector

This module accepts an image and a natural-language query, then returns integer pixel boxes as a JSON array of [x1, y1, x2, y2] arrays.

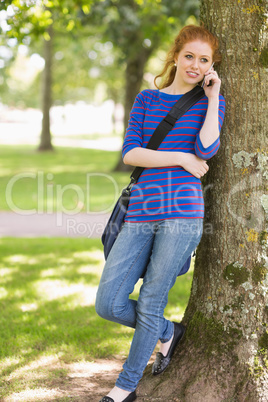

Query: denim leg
[[95, 221, 155, 327], [116, 218, 203, 391]]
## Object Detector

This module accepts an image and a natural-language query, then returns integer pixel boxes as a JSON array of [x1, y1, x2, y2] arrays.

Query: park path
[[0, 211, 110, 238]]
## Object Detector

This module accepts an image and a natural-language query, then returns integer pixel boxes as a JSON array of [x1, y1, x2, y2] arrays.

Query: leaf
[[66, 20, 75, 31], [82, 5, 90, 15]]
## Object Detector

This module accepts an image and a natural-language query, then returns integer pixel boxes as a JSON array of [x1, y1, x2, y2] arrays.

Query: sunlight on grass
[[77, 264, 100, 274], [79, 286, 98, 307], [3, 356, 124, 401], [0, 268, 19, 286], [36, 279, 85, 300], [0, 237, 194, 400], [0, 267, 18, 276], [3, 253, 56, 265], [0, 287, 8, 298], [5, 388, 62, 401], [40, 268, 60, 277], [0, 356, 21, 374], [72, 250, 104, 260], [3, 254, 33, 264], [13, 289, 25, 298], [20, 303, 38, 312], [5, 355, 59, 381], [35, 279, 97, 306]]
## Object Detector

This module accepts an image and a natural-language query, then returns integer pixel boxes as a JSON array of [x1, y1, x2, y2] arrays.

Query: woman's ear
[[173, 52, 179, 66]]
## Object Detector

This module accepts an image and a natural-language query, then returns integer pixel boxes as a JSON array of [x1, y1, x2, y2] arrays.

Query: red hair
[[154, 25, 222, 89]]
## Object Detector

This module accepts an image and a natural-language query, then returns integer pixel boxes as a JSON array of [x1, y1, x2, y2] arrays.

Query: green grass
[[0, 145, 129, 213], [0, 237, 194, 398]]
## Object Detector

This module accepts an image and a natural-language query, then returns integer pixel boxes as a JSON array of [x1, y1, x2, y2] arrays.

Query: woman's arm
[[199, 69, 222, 148], [123, 148, 209, 179], [199, 97, 220, 148]]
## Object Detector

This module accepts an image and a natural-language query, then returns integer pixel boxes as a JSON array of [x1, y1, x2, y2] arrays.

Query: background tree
[[39, 21, 53, 151], [0, 28, 123, 108], [138, 0, 268, 400], [0, 0, 93, 151]]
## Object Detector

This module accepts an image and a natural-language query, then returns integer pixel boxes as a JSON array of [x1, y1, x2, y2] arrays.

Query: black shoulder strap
[[130, 85, 205, 183]]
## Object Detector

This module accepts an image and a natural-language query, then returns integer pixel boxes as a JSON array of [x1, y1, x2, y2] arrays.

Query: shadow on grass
[[0, 239, 132, 375], [0, 237, 193, 399]]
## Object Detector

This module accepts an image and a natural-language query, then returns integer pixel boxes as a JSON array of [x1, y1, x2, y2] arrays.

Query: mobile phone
[[201, 62, 215, 88]]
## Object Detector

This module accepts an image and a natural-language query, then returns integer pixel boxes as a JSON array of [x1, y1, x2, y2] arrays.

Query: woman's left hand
[[203, 69, 221, 99]]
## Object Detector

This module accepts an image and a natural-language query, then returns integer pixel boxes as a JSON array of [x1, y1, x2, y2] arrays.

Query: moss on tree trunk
[[137, 0, 268, 400]]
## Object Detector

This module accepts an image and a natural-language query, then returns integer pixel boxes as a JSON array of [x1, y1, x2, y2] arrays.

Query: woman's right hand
[[179, 153, 209, 179]]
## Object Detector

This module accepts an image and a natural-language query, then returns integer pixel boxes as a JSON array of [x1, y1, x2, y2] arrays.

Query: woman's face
[[174, 40, 213, 88]]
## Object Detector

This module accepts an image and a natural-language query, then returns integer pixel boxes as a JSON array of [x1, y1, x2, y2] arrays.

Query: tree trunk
[[114, 47, 153, 171], [138, 1, 268, 400], [38, 23, 53, 152]]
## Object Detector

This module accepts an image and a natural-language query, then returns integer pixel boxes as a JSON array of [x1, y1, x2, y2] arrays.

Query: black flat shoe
[[99, 390, 137, 402], [152, 322, 186, 376]]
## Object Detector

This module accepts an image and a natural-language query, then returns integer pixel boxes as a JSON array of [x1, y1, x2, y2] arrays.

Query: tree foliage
[[0, 0, 93, 41], [83, 0, 199, 62]]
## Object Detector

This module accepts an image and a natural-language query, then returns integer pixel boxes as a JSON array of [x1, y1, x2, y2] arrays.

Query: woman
[[96, 25, 225, 402]]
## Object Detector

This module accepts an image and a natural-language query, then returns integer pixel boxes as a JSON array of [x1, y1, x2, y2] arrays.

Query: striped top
[[122, 89, 225, 222]]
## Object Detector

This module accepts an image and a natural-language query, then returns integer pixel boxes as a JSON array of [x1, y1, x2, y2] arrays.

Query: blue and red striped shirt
[[122, 89, 225, 222]]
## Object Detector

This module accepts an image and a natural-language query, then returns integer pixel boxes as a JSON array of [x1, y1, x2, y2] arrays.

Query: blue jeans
[[95, 218, 203, 391]]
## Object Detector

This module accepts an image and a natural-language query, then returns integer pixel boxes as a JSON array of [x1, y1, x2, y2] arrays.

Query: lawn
[[0, 145, 129, 214], [0, 237, 194, 400]]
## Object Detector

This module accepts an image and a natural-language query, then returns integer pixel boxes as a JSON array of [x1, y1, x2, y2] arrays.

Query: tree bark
[[38, 23, 54, 152], [114, 47, 153, 171], [137, 1, 268, 400]]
